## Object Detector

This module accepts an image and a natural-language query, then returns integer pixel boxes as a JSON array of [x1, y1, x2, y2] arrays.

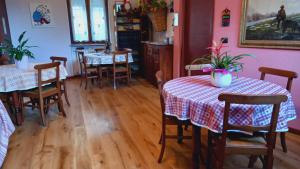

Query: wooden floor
[[2, 78, 300, 169]]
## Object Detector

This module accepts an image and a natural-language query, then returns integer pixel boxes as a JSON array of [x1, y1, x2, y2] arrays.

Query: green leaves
[[1, 31, 36, 61]]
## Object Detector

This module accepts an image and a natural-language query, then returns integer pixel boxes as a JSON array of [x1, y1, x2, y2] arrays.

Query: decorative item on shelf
[[142, 0, 168, 32], [222, 8, 231, 27], [0, 31, 36, 69], [199, 40, 254, 88]]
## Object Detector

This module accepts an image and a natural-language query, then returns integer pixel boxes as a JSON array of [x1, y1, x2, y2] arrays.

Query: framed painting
[[239, 0, 300, 49], [29, 2, 55, 28]]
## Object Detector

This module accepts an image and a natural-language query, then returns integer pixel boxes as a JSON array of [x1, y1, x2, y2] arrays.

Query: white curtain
[[90, 0, 108, 41], [70, 0, 89, 42]]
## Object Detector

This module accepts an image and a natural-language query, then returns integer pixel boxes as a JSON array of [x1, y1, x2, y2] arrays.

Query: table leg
[[11, 92, 23, 126], [192, 125, 201, 169], [177, 123, 183, 144]]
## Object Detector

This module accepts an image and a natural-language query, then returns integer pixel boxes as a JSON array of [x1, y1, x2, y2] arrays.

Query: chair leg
[[177, 123, 183, 144], [158, 126, 166, 163], [248, 155, 258, 168], [57, 93, 66, 117], [85, 76, 88, 90], [63, 81, 70, 106], [280, 132, 288, 153], [38, 98, 47, 126], [184, 124, 189, 131], [114, 72, 117, 90], [264, 154, 274, 169], [206, 131, 213, 169], [98, 67, 102, 88], [159, 133, 162, 144]]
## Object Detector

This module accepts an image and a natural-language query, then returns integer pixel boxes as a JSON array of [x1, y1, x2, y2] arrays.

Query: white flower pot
[[15, 56, 29, 70], [211, 71, 232, 88]]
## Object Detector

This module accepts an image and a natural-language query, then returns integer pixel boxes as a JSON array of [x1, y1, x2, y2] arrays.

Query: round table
[[163, 75, 296, 133], [163, 75, 297, 169], [0, 64, 68, 125], [0, 100, 15, 166]]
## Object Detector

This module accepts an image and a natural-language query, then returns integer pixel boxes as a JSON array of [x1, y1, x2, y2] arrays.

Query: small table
[[163, 75, 297, 169], [0, 100, 15, 166], [84, 52, 134, 65], [0, 64, 68, 125]]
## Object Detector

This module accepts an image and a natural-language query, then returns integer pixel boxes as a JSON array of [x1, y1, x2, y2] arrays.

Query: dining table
[[162, 75, 297, 169], [0, 63, 68, 125], [84, 52, 134, 65], [0, 100, 15, 167]]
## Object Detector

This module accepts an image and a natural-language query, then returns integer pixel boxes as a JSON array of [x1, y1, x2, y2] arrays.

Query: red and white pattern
[[163, 75, 297, 133], [0, 64, 68, 93], [0, 100, 15, 167]]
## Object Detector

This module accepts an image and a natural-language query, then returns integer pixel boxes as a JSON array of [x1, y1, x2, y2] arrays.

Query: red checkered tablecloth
[[163, 75, 297, 133]]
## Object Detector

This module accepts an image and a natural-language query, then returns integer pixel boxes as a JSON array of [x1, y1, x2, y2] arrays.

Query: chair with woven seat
[[81, 56, 103, 89], [23, 62, 66, 126], [112, 50, 130, 89], [50, 56, 70, 106], [206, 93, 287, 169], [185, 56, 212, 76], [259, 67, 298, 153], [156, 71, 192, 163]]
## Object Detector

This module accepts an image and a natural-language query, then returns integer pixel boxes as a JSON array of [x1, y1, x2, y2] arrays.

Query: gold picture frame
[[239, 0, 300, 49]]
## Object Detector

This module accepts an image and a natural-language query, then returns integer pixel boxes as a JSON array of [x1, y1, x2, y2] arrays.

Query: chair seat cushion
[[226, 132, 266, 149], [23, 84, 57, 96]]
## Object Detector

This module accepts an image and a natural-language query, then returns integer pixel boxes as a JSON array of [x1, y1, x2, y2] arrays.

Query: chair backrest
[[112, 50, 129, 70], [0, 56, 9, 65], [218, 93, 287, 142], [34, 62, 61, 93], [156, 71, 165, 113], [95, 48, 105, 53], [185, 57, 211, 76], [259, 67, 298, 92], [50, 56, 67, 67]]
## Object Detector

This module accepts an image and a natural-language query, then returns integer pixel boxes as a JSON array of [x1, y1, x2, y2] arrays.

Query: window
[[67, 0, 109, 44]]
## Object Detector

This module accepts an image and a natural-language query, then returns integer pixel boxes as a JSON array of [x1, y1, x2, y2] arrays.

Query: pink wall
[[213, 0, 300, 130], [173, 0, 300, 130]]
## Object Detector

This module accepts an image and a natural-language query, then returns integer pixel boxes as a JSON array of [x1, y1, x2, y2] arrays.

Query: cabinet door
[[0, 0, 11, 43]]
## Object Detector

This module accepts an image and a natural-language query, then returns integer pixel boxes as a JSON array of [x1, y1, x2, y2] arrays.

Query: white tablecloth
[[85, 52, 134, 65], [0, 64, 68, 93], [0, 100, 15, 167]]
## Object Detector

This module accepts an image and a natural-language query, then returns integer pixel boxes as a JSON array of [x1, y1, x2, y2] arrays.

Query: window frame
[[66, 0, 110, 44]]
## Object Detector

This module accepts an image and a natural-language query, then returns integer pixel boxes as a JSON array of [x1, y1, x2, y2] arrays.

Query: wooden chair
[[95, 48, 105, 53], [0, 56, 9, 65], [82, 56, 103, 89], [185, 57, 212, 76], [156, 71, 192, 163], [112, 50, 130, 89], [50, 56, 70, 106], [22, 62, 66, 126], [75, 48, 85, 86], [259, 67, 298, 153], [207, 93, 288, 169]]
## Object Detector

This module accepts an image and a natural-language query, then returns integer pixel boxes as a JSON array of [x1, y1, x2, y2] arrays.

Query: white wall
[[5, 0, 73, 74]]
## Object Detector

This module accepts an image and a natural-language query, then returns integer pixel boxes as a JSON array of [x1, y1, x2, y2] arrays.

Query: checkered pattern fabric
[[85, 53, 134, 65], [0, 100, 15, 167], [163, 75, 297, 133], [0, 64, 68, 93]]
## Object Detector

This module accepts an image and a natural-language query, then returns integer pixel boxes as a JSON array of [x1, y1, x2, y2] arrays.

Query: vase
[[211, 71, 232, 88], [15, 56, 29, 70]]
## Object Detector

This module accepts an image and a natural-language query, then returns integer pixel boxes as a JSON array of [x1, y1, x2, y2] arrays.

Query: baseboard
[[289, 127, 300, 135]]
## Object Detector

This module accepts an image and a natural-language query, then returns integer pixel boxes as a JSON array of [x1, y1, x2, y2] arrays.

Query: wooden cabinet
[[143, 43, 173, 86]]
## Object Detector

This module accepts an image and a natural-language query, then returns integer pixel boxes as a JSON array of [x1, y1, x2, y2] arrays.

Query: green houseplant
[[142, 0, 168, 32], [0, 31, 36, 69]]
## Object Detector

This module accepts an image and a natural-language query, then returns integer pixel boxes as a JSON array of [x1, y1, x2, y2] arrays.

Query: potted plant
[[0, 31, 36, 69], [142, 0, 168, 32], [201, 41, 253, 88]]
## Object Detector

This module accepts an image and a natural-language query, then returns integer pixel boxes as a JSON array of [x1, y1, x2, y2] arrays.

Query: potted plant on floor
[[0, 31, 36, 69], [142, 0, 168, 32], [202, 41, 254, 88]]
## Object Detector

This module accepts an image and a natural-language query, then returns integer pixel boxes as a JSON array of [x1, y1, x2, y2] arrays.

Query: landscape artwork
[[240, 0, 300, 49], [30, 2, 55, 27]]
